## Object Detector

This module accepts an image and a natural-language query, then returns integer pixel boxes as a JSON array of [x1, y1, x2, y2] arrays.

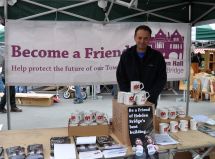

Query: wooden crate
[[0, 93, 54, 106], [112, 99, 155, 146]]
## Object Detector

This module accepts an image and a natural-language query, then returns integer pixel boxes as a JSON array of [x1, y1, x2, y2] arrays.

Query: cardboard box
[[68, 124, 109, 136], [154, 116, 192, 132], [0, 93, 54, 106], [112, 99, 155, 146]]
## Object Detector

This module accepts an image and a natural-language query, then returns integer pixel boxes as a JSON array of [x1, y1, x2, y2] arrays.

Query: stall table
[[1, 127, 215, 159], [159, 130, 215, 159], [0, 127, 134, 159], [0, 128, 67, 158]]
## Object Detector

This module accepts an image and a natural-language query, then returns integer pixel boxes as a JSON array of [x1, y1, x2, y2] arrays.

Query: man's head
[[134, 25, 152, 52]]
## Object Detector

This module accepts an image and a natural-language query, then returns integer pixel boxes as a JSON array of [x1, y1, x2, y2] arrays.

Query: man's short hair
[[134, 25, 152, 36]]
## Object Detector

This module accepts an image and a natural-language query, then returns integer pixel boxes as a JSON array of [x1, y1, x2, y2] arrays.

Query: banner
[[6, 20, 190, 85]]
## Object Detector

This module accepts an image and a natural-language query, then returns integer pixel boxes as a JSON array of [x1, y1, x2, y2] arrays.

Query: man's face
[[134, 29, 151, 51]]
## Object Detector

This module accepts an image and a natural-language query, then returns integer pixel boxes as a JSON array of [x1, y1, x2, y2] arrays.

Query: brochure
[[154, 134, 179, 145]]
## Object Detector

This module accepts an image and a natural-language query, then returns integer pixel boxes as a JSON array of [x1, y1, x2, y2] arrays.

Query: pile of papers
[[198, 125, 215, 137], [79, 150, 103, 159], [154, 134, 179, 146], [54, 144, 76, 159], [103, 148, 127, 158], [76, 136, 127, 158]]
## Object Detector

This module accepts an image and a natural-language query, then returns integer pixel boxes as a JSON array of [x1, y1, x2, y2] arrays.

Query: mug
[[84, 112, 93, 125], [134, 91, 149, 105], [117, 91, 125, 103], [176, 107, 186, 118], [168, 107, 177, 119], [159, 108, 168, 119], [70, 113, 81, 124], [170, 121, 178, 133], [147, 144, 156, 155], [124, 92, 135, 105], [131, 81, 144, 94], [179, 120, 188, 131], [190, 119, 198, 130], [135, 145, 144, 156], [95, 112, 105, 124], [159, 123, 169, 134]]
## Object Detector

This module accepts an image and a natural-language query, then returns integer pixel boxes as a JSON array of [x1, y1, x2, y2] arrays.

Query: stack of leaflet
[[75, 136, 127, 159], [50, 136, 75, 159], [102, 148, 127, 158], [76, 136, 103, 159], [154, 134, 179, 146], [54, 144, 76, 159], [97, 136, 127, 158], [198, 125, 215, 137]]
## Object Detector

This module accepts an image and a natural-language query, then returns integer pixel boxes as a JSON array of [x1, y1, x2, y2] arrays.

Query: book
[[6, 146, 25, 159], [26, 144, 44, 159], [50, 136, 71, 157]]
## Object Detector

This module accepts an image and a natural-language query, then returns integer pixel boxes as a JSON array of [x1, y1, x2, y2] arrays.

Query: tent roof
[[196, 24, 215, 40], [1, 0, 215, 25]]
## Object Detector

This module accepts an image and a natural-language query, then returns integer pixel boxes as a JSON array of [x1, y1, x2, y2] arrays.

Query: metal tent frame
[[2, 0, 215, 129]]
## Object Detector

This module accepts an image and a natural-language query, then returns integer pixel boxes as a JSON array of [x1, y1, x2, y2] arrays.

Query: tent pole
[[19, 0, 100, 23], [104, 0, 115, 24], [192, 6, 215, 25], [186, 2, 192, 116], [4, 0, 11, 130]]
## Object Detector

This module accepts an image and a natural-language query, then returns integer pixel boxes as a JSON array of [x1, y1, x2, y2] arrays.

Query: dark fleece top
[[116, 45, 167, 106]]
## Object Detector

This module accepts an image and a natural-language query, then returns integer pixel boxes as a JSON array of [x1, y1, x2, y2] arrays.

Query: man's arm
[[148, 56, 167, 104], [116, 55, 130, 92]]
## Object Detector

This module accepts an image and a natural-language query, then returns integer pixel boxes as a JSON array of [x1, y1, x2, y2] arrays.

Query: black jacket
[[116, 45, 167, 105]]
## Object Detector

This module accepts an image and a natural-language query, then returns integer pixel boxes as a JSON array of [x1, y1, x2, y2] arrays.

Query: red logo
[[97, 116, 103, 120], [160, 112, 166, 117], [129, 96, 134, 102], [170, 112, 176, 116], [85, 116, 90, 120], [134, 84, 140, 90], [71, 116, 76, 120]]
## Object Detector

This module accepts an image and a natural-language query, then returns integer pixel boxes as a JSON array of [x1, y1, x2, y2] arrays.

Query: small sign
[[128, 106, 154, 147]]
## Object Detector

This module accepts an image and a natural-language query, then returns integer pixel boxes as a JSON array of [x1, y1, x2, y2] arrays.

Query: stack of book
[[75, 136, 127, 159]]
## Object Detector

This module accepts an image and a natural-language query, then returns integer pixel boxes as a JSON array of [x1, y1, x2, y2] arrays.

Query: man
[[0, 59, 22, 113], [116, 25, 167, 106], [73, 85, 83, 104]]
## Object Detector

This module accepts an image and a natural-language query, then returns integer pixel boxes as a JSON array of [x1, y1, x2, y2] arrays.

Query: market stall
[[1, 0, 215, 158], [1, 0, 215, 129]]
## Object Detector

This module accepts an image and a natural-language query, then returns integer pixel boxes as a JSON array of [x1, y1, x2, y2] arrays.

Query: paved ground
[[0, 91, 215, 131]]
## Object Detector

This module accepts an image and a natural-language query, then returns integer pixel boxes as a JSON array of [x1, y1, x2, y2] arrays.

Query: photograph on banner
[[6, 20, 189, 85]]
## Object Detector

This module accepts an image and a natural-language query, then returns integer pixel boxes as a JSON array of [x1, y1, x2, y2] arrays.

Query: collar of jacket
[[131, 45, 151, 59]]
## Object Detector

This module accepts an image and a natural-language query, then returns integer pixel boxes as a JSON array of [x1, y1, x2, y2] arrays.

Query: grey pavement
[[0, 91, 215, 131]]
